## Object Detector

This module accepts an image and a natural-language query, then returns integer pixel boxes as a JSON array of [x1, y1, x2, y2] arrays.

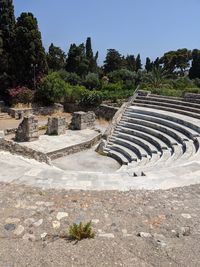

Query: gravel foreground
[[0, 183, 200, 267]]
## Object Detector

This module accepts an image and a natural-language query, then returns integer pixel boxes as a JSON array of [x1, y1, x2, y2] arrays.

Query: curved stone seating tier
[[103, 93, 200, 176]]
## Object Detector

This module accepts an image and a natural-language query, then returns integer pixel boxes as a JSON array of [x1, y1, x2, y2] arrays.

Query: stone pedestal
[[46, 117, 66, 135], [15, 116, 39, 142], [70, 111, 96, 130]]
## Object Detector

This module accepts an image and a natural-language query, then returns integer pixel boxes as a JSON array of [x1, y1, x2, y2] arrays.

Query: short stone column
[[70, 111, 96, 130], [15, 115, 39, 142], [46, 116, 66, 135]]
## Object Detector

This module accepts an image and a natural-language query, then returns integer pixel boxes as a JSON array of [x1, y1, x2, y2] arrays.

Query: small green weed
[[69, 221, 95, 241]]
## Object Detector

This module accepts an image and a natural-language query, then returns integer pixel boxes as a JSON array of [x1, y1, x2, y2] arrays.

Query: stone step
[[111, 132, 159, 155], [127, 106, 200, 133], [136, 95, 200, 110], [131, 103, 200, 120], [123, 112, 199, 140], [108, 138, 150, 159], [106, 143, 139, 162], [105, 149, 129, 165], [134, 98, 200, 115], [120, 117, 188, 144], [113, 127, 170, 151], [116, 122, 179, 148]]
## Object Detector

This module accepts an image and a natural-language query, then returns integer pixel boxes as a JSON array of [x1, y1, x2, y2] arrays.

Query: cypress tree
[[136, 54, 142, 71], [189, 49, 200, 79], [85, 37, 98, 73], [47, 43, 66, 71], [125, 55, 136, 72], [0, 0, 16, 97], [66, 43, 89, 77], [14, 12, 47, 88], [145, 57, 153, 72], [104, 49, 122, 73]]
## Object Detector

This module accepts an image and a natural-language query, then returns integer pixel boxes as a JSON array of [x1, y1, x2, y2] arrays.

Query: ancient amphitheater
[[1, 90, 200, 191]]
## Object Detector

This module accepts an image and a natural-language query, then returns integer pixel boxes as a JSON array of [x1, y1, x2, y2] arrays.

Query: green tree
[[135, 54, 142, 71], [14, 12, 48, 87], [144, 67, 169, 88], [85, 37, 98, 73], [189, 49, 200, 79], [84, 73, 100, 90], [160, 49, 191, 75], [37, 72, 67, 105], [47, 43, 66, 71], [104, 49, 122, 73], [125, 55, 136, 72], [145, 57, 153, 72], [0, 0, 16, 98], [66, 43, 89, 77]]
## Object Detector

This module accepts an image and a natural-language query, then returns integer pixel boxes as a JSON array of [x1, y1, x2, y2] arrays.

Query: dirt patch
[[0, 183, 200, 266]]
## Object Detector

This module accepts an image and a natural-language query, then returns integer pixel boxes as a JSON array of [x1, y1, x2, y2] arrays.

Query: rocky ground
[[0, 183, 200, 267]]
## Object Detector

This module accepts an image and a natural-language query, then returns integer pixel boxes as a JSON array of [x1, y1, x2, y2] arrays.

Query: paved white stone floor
[[53, 147, 120, 173], [19, 129, 100, 153]]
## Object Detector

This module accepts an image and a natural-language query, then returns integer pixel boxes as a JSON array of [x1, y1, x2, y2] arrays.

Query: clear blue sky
[[13, 0, 200, 64]]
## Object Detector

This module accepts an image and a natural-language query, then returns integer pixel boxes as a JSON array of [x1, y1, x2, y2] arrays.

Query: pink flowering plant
[[8, 86, 34, 106]]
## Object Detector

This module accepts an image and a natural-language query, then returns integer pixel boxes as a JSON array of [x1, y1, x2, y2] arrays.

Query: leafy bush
[[84, 73, 100, 90], [102, 82, 123, 92], [69, 221, 95, 241], [65, 84, 86, 103], [37, 72, 67, 105], [8, 86, 34, 106], [108, 69, 136, 83], [79, 90, 102, 107]]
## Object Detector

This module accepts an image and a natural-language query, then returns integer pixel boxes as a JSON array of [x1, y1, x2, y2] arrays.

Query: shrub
[[102, 82, 123, 92], [79, 90, 102, 107], [37, 72, 67, 105], [69, 221, 95, 241], [8, 86, 34, 106], [108, 69, 136, 83], [65, 84, 86, 103], [84, 73, 100, 90]]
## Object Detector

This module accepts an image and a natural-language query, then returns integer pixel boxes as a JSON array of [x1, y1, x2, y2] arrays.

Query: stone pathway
[[0, 182, 200, 266], [1, 151, 200, 190]]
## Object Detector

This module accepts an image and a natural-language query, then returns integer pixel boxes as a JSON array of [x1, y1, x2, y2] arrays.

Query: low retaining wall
[[0, 138, 51, 164], [47, 132, 102, 160], [65, 103, 119, 121], [8, 104, 64, 119]]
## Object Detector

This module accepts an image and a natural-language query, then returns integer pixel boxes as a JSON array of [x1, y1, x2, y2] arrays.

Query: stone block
[[70, 111, 96, 130], [15, 115, 39, 142], [46, 116, 66, 135]]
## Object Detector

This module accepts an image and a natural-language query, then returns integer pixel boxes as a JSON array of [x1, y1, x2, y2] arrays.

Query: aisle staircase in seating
[[103, 91, 200, 176]]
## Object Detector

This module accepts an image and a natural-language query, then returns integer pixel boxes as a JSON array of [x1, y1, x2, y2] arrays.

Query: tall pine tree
[[47, 43, 66, 71], [145, 57, 153, 72], [0, 0, 16, 98], [85, 37, 98, 73], [189, 49, 200, 79], [125, 55, 136, 72], [14, 12, 47, 88], [135, 54, 142, 71]]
